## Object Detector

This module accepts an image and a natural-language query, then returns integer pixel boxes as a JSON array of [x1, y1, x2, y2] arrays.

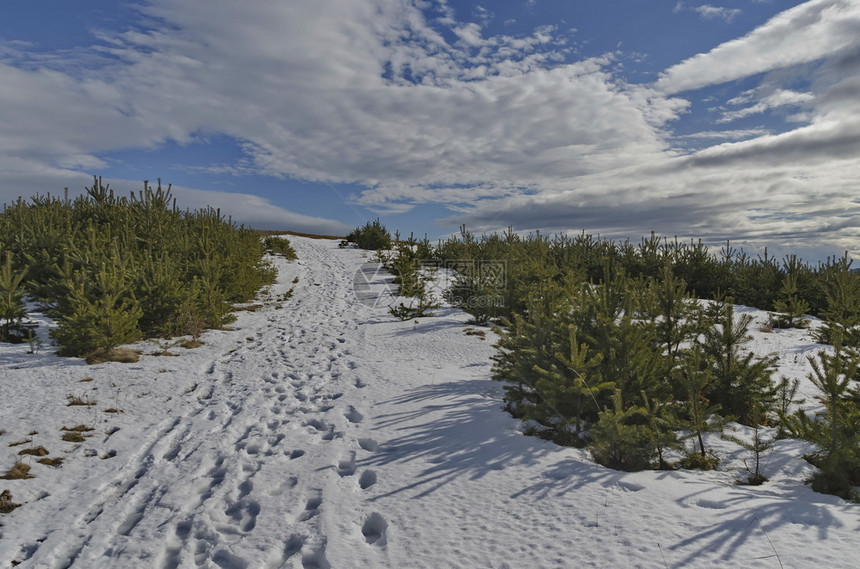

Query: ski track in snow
[[1, 240, 383, 569], [0, 237, 857, 569]]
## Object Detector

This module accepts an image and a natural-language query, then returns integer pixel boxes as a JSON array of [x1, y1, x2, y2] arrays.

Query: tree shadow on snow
[[360, 374, 647, 506], [360, 379, 567, 500], [665, 480, 855, 567]]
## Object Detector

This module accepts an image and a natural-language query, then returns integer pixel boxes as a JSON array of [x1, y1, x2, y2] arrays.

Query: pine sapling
[[676, 349, 722, 469], [724, 402, 775, 485]]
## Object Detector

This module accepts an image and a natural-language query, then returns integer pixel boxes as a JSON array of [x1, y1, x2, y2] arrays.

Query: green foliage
[[531, 324, 608, 442], [700, 300, 777, 425], [589, 390, 678, 471], [51, 263, 143, 357], [0, 249, 27, 342], [773, 376, 804, 438], [384, 239, 439, 320], [783, 343, 860, 500], [675, 348, 723, 462], [436, 227, 848, 324], [724, 402, 776, 485], [264, 236, 297, 260], [492, 270, 682, 453], [815, 253, 860, 347], [345, 219, 391, 250], [437, 225, 855, 485], [641, 262, 703, 366], [0, 177, 276, 356], [677, 450, 720, 471], [571, 272, 667, 410], [808, 448, 859, 500], [491, 279, 573, 423], [771, 273, 810, 329]]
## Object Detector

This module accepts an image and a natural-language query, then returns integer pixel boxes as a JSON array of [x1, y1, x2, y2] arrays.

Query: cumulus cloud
[[718, 88, 815, 122], [658, 0, 860, 94], [0, 0, 858, 257], [82, 0, 677, 207], [677, 128, 771, 140], [444, 151, 860, 259], [168, 185, 352, 235], [694, 5, 742, 22]]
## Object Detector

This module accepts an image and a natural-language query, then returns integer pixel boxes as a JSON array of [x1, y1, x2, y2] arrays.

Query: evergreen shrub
[[0, 178, 276, 357]]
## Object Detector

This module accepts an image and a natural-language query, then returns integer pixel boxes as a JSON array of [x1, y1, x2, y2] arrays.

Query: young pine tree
[[0, 250, 27, 342], [724, 400, 776, 485], [492, 283, 567, 420], [676, 348, 722, 469], [589, 390, 676, 471], [701, 300, 777, 424], [51, 264, 143, 356], [815, 253, 860, 347], [531, 324, 609, 443], [644, 262, 702, 367], [784, 342, 860, 500], [771, 273, 810, 329]]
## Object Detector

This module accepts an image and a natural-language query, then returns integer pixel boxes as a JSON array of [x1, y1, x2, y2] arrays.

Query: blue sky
[[1, 1, 858, 260]]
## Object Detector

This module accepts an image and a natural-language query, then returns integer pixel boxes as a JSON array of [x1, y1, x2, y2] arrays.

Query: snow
[[0, 236, 856, 569]]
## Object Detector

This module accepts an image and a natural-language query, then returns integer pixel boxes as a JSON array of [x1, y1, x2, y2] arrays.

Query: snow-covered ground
[[0, 236, 856, 569]]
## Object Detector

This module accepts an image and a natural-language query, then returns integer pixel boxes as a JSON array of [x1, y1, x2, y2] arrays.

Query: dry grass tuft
[[464, 328, 487, 340], [181, 339, 204, 349], [103, 408, 122, 414], [0, 461, 34, 480], [85, 347, 141, 365], [61, 432, 88, 443], [79, 377, 95, 382], [67, 394, 97, 406], [37, 457, 64, 468], [61, 425, 94, 443], [18, 446, 49, 457], [61, 424, 94, 432], [8, 439, 31, 447], [0, 489, 21, 513]]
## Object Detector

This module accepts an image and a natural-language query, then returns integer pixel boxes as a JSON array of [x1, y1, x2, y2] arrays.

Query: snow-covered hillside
[[0, 236, 856, 568]]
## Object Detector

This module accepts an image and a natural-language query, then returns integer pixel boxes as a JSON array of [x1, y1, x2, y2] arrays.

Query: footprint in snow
[[225, 498, 261, 532], [298, 491, 322, 522], [336, 451, 357, 477], [344, 406, 363, 424], [358, 470, 377, 490], [361, 513, 388, 546]]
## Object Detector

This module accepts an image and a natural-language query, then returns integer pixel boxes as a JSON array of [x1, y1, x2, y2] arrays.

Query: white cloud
[[169, 185, 352, 235], [78, 0, 672, 204], [694, 5, 742, 22], [453, 23, 485, 47], [677, 128, 771, 140], [0, 0, 858, 257], [658, 0, 860, 94], [718, 88, 815, 122]]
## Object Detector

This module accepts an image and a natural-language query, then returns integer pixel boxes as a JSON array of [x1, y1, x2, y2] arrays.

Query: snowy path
[[2, 239, 388, 568], [1, 236, 857, 569]]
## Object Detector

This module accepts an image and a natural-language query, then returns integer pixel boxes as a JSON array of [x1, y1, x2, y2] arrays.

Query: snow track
[[2, 239, 390, 568], [1, 236, 857, 568]]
